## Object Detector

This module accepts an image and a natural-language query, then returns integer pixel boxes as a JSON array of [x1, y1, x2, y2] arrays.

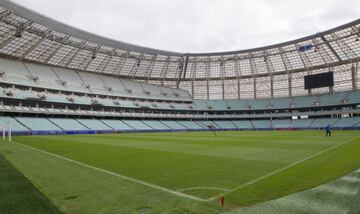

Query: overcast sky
[[11, 0, 360, 53]]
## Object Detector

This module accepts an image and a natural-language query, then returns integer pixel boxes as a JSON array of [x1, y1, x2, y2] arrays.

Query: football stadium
[[0, 1, 359, 213]]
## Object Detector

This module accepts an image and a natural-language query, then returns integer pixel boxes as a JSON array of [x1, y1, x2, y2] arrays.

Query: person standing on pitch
[[325, 124, 331, 137], [207, 124, 217, 136]]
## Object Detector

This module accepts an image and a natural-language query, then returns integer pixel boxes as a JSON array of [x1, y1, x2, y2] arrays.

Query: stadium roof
[[0, 0, 359, 89]]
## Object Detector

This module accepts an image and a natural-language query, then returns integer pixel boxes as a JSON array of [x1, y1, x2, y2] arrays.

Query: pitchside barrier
[[6, 126, 360, 136]]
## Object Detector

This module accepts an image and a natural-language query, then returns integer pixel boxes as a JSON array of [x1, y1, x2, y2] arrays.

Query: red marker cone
[[220, 196, 224, 206]]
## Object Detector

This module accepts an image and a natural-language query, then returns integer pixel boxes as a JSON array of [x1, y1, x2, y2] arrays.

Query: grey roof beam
[[321, 36, 342, 62]]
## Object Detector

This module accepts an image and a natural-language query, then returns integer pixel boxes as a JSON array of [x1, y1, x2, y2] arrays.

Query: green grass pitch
[[0, 154, 60, 213], [0, 130, 360, 213]]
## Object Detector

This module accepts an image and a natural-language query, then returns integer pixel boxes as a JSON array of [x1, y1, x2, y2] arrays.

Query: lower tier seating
[[15, 117, 61, 131], [76, 119, 112, 130], [1, 116, 358, 133], [177, 121, 203, 129], [48, 118, 88, 131]]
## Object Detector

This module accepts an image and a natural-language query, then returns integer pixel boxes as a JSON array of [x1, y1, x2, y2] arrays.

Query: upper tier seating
[[53, 67, 85, 91], [77, 71, 108, 93], [292, 96, 317, 108], [0, 58, 192, 102], [347, 90, 360, 104], [225, 100, 249, 110], [0, 58, 34, 86], [247, 99, 270, 110], [271, 97, 292, 109], [24, 62, 61, 88], [189, 91, 359, 112], [317, 92, 347, 106], [0, 58, 359, 112], [194, 100, 209, 111], [206, 100, 229, 111]]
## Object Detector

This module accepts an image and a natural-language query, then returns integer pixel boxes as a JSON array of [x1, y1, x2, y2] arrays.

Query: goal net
[[273, 124, 294, 131], [0, 121, 12, 142]]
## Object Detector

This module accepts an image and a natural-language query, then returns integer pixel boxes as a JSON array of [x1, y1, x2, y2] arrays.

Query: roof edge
[[185, 18, 360, 57], [2, 0, 359, 57], [1, 0, 184, 56]]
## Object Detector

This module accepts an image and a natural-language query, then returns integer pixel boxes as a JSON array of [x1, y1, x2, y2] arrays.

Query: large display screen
[[304, 72, 334, 89]]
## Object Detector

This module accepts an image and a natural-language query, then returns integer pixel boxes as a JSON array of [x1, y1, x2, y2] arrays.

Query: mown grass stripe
[[11, 141, 209, 202], [0, 153, 60, 213], [209, 136, 360, 201]]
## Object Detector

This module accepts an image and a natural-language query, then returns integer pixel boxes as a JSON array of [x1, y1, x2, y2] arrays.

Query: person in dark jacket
[[325, 124, 331, 137]]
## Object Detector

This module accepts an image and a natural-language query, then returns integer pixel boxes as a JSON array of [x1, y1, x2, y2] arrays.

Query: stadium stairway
[[49, 118, 89, 131], [15, 117, 62, 131], [174, 121, 188, 129], [177, 121, 203, 130], [308, 119, 317, 128], [194, 121, 207, 129], [249, 121, 256, 129], [47, 118, 65, 131], [158, 121, 173, 130], [159, 120, 187, 130], [142, 120, 170, 130], [332, 117, 360, 128], [228, 168, 360, 214], [100, 120, 133, 131], [121, 120, 153, 131], [74, 120, 91, 130]]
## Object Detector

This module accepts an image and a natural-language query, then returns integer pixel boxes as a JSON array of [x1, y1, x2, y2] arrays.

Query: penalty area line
[[208, 135, 360, 201], [177, 186, 230, 192], [12, 141, 209, 202]]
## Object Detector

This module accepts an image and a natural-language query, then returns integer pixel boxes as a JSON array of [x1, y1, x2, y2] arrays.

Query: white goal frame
[[0, 121, 11, 142]]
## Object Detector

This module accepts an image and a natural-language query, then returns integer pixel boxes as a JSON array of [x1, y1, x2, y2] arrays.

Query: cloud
[[11, 0, 360, 53]]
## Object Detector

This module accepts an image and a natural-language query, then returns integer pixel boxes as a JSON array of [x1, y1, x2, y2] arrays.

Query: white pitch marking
[[208, 136, 360, 201], [12, 142, 209, 202], [177, 186, 230, 192]]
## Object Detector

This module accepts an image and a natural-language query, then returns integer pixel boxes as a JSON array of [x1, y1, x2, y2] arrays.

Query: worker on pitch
[[325, 124, 332, 137]]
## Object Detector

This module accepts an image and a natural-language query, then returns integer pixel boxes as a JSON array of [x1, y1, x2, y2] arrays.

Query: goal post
[[0, 121, 12, 142]]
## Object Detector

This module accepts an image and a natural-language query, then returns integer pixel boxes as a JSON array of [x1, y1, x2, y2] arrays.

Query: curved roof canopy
[[0, 0, 359, 82]]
